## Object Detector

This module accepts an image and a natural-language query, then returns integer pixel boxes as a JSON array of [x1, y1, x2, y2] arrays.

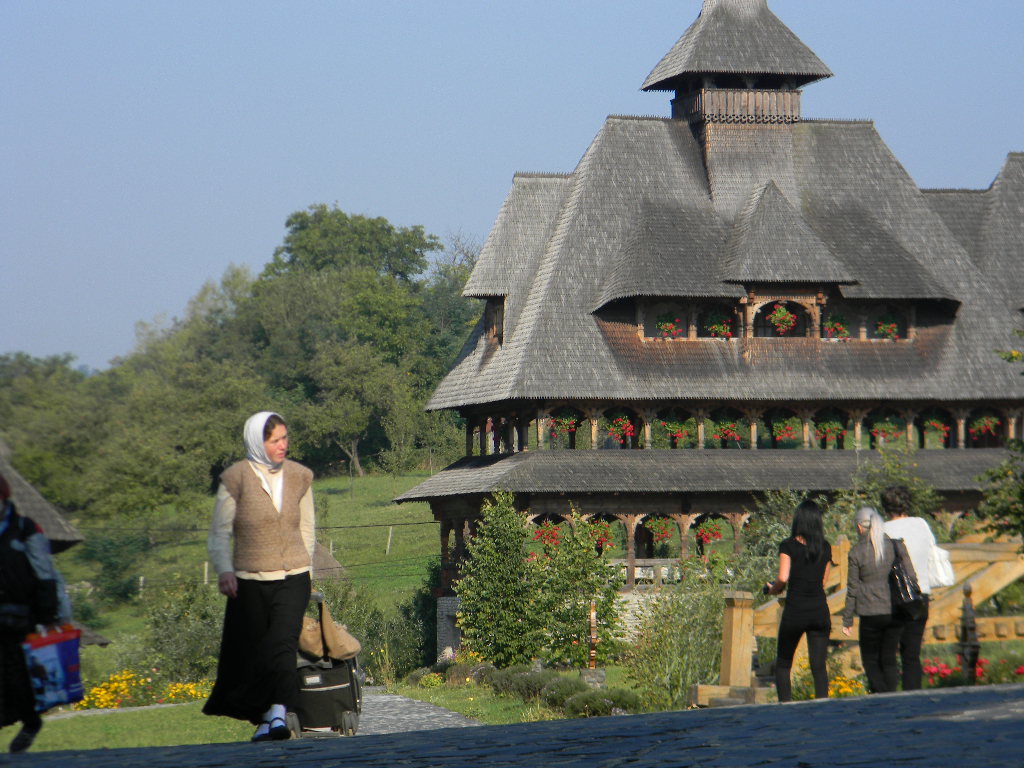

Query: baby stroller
[[287, 592, 363, 738]]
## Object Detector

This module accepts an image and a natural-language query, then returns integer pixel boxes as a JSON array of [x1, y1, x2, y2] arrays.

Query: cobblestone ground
[[6, 684, 1024, 768]]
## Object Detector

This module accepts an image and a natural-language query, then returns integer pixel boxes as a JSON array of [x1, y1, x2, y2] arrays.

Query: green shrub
[[486, 665, 534, 696], [540, 676, 589, 709], [419, 672, 445, 688], [445, 662, 474, 687], [562, 690, 616, 717], [506, 670, 559, 701], [404, 667, 430, 687]]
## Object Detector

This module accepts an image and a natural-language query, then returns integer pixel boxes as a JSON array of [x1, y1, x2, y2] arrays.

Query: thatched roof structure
[[0, 452, 83, 554]]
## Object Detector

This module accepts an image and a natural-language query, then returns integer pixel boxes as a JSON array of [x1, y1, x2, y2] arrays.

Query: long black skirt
[[0, 631, 34, 729], [203, 572, 310, 724]]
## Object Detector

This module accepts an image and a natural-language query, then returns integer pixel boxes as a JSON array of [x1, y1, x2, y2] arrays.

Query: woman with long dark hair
[[765, 500, 833, 702], [203, 411, 315, 741]]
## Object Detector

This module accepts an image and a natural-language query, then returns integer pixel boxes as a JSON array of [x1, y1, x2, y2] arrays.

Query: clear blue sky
[[3, 1, 1022, 371]]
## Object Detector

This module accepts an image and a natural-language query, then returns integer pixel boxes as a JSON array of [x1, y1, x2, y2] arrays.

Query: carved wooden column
[[1005, 410, 1021, 441], [623, 514, 640, 589], [857, 313, 868, 341], [674, 513, 701, 559], [585, 408, 601, 450], [849, 409, 868, 451], [517, 415, 529, 452], [743, 409, 762, 449], [723, 512, 751, 555], [901, 409, 918, 451], [480, 417, 490, 455], [688, 306, 698, 340], [641, 409, 657, 449], [695, 408, 709, 449], [440, 519, 453, 592], [953, 408, 970, 449], [465, 419, 475, 457], [537, 408, 547, 449], [798, 409, 815, 449], [907, 305, 918, 341], [491, 418, 502, 454]]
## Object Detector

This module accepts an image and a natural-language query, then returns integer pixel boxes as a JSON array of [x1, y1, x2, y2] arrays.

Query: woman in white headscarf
[[841, 507, 902, 693], [203, 412, 315, 741]]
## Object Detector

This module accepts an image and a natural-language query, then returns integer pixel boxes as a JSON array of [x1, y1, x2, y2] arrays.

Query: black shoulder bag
[[889, 537, 925, 621]]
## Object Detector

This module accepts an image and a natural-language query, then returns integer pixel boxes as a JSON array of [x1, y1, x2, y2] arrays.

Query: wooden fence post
[[720, 590, 755, 687]]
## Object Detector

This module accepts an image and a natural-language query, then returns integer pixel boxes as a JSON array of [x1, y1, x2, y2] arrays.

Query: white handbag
[[928, 544, 955, 587]]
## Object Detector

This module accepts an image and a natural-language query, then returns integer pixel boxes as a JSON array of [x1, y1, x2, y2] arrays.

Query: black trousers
[[203, 572, 310, 724], [898, 597, 929, 690], [775, 609, 831, 702], [858, 614, 903, 693]]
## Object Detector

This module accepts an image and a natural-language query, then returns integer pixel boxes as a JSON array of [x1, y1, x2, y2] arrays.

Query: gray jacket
[[842, 534, 897, 625]]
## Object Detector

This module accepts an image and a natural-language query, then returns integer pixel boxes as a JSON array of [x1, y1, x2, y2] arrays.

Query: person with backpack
[[0, 472, 71, 754]]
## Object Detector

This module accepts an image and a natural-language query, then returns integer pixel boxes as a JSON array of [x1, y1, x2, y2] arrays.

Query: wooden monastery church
[[398, 0, 1024, 618]]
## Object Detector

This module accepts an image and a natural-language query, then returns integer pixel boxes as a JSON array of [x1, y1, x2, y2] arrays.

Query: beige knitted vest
[[220, 459, 313, 573]]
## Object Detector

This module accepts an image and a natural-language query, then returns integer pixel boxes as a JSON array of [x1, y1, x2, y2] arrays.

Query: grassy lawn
[[0, 703, 251, 753], [396, 683, 563, 725]]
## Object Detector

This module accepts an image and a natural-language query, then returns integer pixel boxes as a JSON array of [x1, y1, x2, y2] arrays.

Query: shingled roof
[[0, 452, 83, 554], [642, 0, 832, 91], [432, 115, 1021, 410], [396, 449, 1002, 503]]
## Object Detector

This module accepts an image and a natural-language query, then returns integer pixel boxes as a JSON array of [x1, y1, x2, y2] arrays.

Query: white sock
[[253, 722, 270, 739], [263, 703, 286, 723]]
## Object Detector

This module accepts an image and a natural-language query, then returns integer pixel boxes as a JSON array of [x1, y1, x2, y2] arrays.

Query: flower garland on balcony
[[588, 519, 614, 550], [875, 314, 900, 341], [704, 311, 733, 338], [771, 418, 800, 442], [768, 303, 797, 335], [923, 418, 952, 441], [814, 419, 847, 443], [968, 416, 1000, 441], [655, 313, 685, 338], [548, 408, 580, 441], [822, 313, 850, 339], [712, 420, 743, 445], [606, 413, 636, 445], [695, 520, 723, 545], [643, 517, 674, 543], [870, 419, 904, 441], [533, 521, 562, 547]]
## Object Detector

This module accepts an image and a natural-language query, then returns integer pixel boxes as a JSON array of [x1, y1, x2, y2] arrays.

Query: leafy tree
[[263, 204, 440, 281], [980, 440, 1024, 549], [455, 491, 544, 667]]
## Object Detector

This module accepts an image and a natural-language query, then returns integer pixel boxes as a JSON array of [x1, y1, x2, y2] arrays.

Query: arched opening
[[870, 305, 907, 341], [697, 303, 739, 338], [645, 301, 689, 339], [638, 515, 679, 559], [761, 407, 802, 449], [917, 408, 955, 449], [813, 408, 850, 450], [691, 513, 727, 561], [967, 408, 1003, 448], [547, 406, 584, 449], [600, 408, 642, 449], [654, 408, 698, 449], [753, 301, 809, 337], [707, 407, 748, 449], [866, 409, 906, 449]]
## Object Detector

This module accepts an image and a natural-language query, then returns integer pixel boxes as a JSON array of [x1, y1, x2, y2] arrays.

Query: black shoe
[[252, 716, 289, 742], [9, 726, 41, 754]]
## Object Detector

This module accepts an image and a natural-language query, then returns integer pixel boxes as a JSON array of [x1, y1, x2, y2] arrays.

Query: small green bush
[[562, 687, 640, 717], [404, 667, 430, 687], [419, 672, 445, 688], [506, 670, 559, 701], [445, 662, 474, 687], [486, 665, 536, 696], [469, 662, 497, 685], [540, 676, 589, 709]]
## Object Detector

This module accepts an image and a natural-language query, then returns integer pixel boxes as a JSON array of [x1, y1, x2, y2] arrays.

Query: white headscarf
[[243, 411, 284, 469]]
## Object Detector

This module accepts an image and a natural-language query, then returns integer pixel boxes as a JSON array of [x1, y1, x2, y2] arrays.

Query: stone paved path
[[7, 684, 1024, 767]]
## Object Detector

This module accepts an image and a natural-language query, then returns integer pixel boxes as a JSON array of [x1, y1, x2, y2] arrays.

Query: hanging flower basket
[[870, 419, 903, 441], [875, 314, 900, 341], [768, 303, 797, 335], [655, 313, 685, 339], [606, 413, 636, 445], [712, 420, 743, 445], [704, 311, 733, 338], [772, 419, 800, 442], [587, 519, 614, 550], [548, 408, 580, 441], [695, 520, 723, 545], [923, 418, 951, 440], [814, 420, 848, 443], [822, 313, 850, 339], [533, 521, 562, 547], [643, 517, 674, 543], [968, 416, 1000, 441]]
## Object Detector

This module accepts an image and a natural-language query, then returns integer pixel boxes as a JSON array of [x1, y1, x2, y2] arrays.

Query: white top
[[884, 516, 936, 594]]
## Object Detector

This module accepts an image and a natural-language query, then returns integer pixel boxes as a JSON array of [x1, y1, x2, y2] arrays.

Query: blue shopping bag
[[22, 625, 85, 712]]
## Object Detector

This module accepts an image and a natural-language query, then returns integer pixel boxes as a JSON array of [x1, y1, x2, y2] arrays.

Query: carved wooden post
[[688, 306, 698, 340], [466, 419, 475, 457], [849, 409, 868, 450], [857, 313, 868, 341], [480, 417, 490, 455], [953, 409, 970, 449], [902, 409, 918, 451], [586, 408, 601, 450], [623, 514, 639, 589], [517, 416, 529, 452], [798, 409, 814, 449], [537, 407, 547, 449], [720, 591, 755, 687], [440, 519, 453, 591], [641, 409, 657, 449], [724, 512, 751, 555], [744, 409, 762, 449], [695, 408, 708, 449], [1005, 410, 1021, 441], [675, 513, 701, 559]]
